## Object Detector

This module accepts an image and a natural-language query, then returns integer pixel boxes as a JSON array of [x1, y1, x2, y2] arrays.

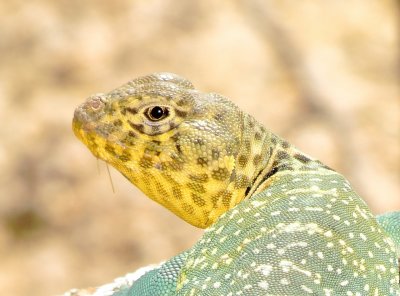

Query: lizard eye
[[145, 106, 169, 121]]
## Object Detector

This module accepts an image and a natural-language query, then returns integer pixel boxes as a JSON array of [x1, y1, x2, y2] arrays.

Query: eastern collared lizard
[[71, 72, 400, 295]]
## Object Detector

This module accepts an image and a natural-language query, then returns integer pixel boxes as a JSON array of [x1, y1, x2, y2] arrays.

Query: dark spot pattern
[[197, 157, 208, 167], [113, 119, 123, 127], [294, 153, 312, 163], [211, 168, 230, 181], [156, 181, 169, 199], [118, 151, 131, 162], [212, 149, 220, 160], [105, 144, 115, 155], [253, 154, 262, 166], [277, 150, 290, 160], [235, 174, 250, 188], [221, 190, 233, 207], [191, 193, 206, 207], [281, 141, 290, 149], [238, 155, 249, 168], [151, 125, 160, 133], [189, 174, 209, 183], [214, 113, 224, 121], [172, 186, 183, 199], [187, 182, 206, 194], [182, 202, 194, 214], [125, 107, 138, 114], [175, 109, 188, 117], [128, 120, 144, 133], [139, 155, 153, 168]]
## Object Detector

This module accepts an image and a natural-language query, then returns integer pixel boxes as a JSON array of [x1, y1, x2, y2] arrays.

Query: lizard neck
[[218, 113, 331, 216]]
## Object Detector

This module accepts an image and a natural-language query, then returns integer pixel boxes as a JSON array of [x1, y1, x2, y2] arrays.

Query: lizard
[[71, 72, 400, 295]]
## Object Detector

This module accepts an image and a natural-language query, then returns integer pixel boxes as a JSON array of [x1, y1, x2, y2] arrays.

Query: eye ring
[[145, 106, 169, 121]]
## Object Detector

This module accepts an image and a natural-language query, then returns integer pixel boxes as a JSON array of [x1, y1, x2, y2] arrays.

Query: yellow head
[[73, 73, 268, 228]]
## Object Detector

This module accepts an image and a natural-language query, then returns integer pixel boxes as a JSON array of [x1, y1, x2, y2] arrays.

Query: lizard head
[[73, 73, 264, 228]]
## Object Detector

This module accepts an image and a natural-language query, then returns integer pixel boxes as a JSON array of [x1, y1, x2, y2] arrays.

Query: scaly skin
[[72, 73, 400, 295]]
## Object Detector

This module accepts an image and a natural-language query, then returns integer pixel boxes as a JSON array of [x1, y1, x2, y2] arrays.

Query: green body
[[117, 172, 400, 295]]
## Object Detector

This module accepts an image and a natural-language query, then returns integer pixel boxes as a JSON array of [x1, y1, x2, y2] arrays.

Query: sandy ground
[[0, 1, 399, 295]]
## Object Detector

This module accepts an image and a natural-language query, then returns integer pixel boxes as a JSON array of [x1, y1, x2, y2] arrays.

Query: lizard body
[[72, 73, 400, 295]]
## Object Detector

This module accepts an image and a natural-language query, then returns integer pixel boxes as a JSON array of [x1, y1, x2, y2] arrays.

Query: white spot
[[376, 264, 387, 272], [280, 278, 290, 285], [219, 236, 227, 243], [310, 178, 322, 182], [256, 264, 273, 276], [288, 207, 300, 212], [242, 238, 251, 244], [213, 282, 221, 288], [301, 285, 314, 294], [215, 226, 224, 234], [279, 260, 293, 272], [258, 281, 269, 290], [317, 252, 324, 259], [292, 265, 312, 277], [251, 200, 266, 207], [340, 280, 349, 286], [305, 206, 323, 212]]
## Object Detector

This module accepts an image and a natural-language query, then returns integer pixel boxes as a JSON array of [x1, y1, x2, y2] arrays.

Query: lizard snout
[[73, 93, 107, 131]]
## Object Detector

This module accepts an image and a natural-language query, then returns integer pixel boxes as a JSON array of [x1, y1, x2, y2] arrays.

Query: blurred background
[[0, 0, 399, 295]]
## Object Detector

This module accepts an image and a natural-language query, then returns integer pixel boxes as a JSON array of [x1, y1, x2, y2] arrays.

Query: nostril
[[87, 94, 106, 111], [73, 93, 107, 126]]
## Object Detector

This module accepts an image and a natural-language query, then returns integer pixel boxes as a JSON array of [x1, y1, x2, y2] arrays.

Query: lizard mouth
[[72, 93, 115, 160]]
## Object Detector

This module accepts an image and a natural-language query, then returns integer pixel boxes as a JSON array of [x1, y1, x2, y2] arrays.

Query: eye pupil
[[148, 106, 168, 120]]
